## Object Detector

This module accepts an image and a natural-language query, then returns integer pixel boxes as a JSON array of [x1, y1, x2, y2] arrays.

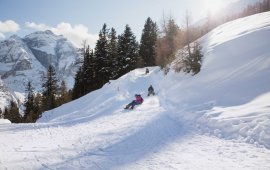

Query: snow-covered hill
[[1, 12, 270, 169], [0, 30, 80, 109]]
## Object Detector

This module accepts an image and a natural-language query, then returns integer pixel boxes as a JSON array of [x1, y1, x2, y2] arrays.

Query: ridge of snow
[[0, 119, 11, 124]]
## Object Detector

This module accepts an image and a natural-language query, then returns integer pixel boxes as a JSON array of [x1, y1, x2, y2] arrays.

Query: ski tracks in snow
[[1, 96, 270, 169]]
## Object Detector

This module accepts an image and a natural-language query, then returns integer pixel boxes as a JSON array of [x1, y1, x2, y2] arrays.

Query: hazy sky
[[0, 0, 235, 47]]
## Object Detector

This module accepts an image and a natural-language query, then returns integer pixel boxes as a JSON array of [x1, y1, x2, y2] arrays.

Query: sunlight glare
[[203, 0, 226, 14]]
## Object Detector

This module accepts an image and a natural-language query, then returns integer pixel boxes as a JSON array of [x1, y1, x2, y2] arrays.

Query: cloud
[[25, 22, 50, 31], [0, 20, 20, 39], [25, 22, 98, 48]]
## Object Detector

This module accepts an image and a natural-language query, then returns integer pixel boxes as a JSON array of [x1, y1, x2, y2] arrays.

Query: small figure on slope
[[125, 94, 144, 110], [148, 85, 155, 96], [145, 68, 149, 74]]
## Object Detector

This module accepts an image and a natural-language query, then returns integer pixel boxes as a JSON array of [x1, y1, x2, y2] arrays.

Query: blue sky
[[0, 0, 235, 47]]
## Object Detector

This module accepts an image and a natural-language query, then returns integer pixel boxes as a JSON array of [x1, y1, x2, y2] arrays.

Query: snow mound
[[0, 119, 11, 124], [198, 92, 270, 148]]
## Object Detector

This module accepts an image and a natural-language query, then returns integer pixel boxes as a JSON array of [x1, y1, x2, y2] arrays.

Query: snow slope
[[1, 12, 270, 169]]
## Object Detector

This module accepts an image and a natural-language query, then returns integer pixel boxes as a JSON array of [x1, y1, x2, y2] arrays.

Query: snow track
[[1, 96, 270, 169]]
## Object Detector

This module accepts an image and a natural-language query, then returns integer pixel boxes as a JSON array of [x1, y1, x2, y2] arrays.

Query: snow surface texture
[[1, 12, 270, 169]]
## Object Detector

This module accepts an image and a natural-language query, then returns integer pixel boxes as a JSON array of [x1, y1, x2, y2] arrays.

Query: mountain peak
[[24, 30, 60, 40], [44, 30, 54, 35], [0, 28, 81, 99], [9, 34, 21, 40]]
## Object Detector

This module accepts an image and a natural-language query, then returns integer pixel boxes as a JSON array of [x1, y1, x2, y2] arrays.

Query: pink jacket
[[135, 95, 143, 104]]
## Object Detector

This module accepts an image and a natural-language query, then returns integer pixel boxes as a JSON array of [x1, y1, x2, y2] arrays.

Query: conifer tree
[[84, 48, 98, 93], [139, 17, 158, 67], [117, 25, 139, 77], [57, 80, 69, 106], [187, 42, 203, 75], [87, 49, 98, 91], [72, 67, 83, 100], [81, 46, 91, 93], [4, 100, 21, 123], [42, 65, 58, 111], [94, 23, 109, 86], [23, 81, 35, 122], [72, 44, 89, 100], [108, 28, 118, 79], [3, 107, 8, 119], [0, 108, 3, 119], [33, 93, 42, 120]]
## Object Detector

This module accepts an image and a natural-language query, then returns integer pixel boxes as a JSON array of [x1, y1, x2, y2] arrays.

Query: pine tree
[[139, 17, 158, 67], [83, 47, 97, 93], [57, 80, 70, 106], [174, 42, 203, 75], [94, 23, 110, 86], [42, 65, 58, 111], [3, 107, 8, 119], [33, 93, 42, 120], [72, 67, 83, 100], [0, 108, 3, 119], [4, 100, 21, 123], [188, 42, 203, 75], [23, 81, 35, 122], [117, 25, 139, 77], [108, 28, 119, 79], [87, 50, 98, 91], [81, 46, 91, 94]]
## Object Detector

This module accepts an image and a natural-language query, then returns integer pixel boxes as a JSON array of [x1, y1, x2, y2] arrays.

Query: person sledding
[[148, 85, 155, 96], [124, 94, 144, 110]]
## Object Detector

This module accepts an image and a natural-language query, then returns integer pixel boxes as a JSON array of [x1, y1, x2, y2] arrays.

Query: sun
[[203, 0, 227, 14]]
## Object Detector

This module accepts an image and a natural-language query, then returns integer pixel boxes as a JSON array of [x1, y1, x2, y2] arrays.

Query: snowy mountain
[[1, 12, 270, 169], [0, 30, 80, 109]]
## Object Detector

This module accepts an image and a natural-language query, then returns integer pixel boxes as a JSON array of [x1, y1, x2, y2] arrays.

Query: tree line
[[72, 19, 159, 99], [0, 66, 71, 123]]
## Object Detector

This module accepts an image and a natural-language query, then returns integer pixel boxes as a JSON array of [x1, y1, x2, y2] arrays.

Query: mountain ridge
[[0, 30, 81, 109]]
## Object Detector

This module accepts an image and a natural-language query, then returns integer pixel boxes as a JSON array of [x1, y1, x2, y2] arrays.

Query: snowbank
[[198, 92, 270, 148], [163, 12, 270, 148], [0, 119, 11, 124]]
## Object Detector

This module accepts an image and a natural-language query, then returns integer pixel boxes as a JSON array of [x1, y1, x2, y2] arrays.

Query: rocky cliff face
[[0, 30, 81, 109]]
